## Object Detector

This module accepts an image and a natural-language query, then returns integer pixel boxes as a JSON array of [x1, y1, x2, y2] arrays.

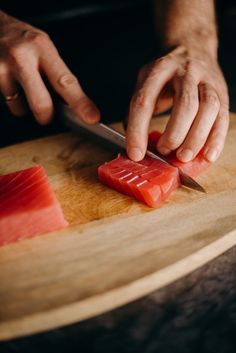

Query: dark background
[[1, 1, 236, 352], [0, 0, 156, 147], [1, 0, 236, 146]]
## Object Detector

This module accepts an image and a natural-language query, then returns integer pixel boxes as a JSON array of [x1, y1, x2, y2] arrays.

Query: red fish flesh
[[98, 154, 180, 208], [98, 131, 210, 208], [148, 131, 210, 178], [0, 165, 68, 246]]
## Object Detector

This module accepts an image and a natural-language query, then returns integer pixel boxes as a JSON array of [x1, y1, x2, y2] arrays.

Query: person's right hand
[[0, 11, 100, 124]]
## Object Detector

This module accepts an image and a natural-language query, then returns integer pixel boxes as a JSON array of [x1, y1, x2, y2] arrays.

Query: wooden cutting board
[[1, 114, 236, 341]]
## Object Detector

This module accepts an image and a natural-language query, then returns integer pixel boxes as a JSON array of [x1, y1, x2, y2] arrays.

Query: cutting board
[[1, 114, 236, 341]]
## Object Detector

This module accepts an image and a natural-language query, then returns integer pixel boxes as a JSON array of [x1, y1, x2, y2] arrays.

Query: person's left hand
[[126, 46, 229, 163]]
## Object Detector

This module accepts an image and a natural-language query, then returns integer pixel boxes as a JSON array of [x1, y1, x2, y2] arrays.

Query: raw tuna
[[98, 154, 180, 208], [148, 131, 210, 177], [0, 165, 68, 246], [98, 130, 210, 208]]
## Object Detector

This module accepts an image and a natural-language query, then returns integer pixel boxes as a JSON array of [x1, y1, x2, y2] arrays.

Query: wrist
[[161, 28, 218, 62]]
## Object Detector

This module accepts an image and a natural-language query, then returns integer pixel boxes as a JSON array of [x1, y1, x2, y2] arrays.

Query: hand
[[126, 46, 229, 163], [0, 12, 100, 124]]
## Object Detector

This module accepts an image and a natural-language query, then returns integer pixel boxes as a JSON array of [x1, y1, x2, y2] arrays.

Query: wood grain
[[0, 114, 236, 340]]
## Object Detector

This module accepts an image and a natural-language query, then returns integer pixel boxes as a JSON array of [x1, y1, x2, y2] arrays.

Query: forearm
[[154, 0, 218, 60]]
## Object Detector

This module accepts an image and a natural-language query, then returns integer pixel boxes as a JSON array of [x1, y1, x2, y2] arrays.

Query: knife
[[62, 105, 206, 193]]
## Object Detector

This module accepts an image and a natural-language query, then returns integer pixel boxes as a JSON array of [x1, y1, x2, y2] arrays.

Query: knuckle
[[148, 57, 170, 78], [33, 101, 52, 116], [126, 129, 141, 145], [131, 89, 151, 110], [7, 31, 52, 64], [73, 96, 91, 112], [203, 93, 219, 110], [57, 73, 78, 88], [154, 56, 170, 69], [148, 66, 160, 78], [178, 88, 193, 108], [185, 58, 197, 73], [8, 44, 27, 61], [192, 131, 207, 146], [201, 85, 220, 109], [23, 30, 50, 45]]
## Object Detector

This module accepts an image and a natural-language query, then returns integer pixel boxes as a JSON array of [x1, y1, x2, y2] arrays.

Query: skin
[[0, 1, 229, 164], [0, 11, 100, 124], [126, 0, 229, 163]]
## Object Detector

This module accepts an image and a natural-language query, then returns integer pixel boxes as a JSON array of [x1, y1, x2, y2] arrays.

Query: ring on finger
[[4, 92, 20, 102]]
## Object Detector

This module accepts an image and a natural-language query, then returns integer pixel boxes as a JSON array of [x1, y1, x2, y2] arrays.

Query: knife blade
[[62, 104, 206, 193]]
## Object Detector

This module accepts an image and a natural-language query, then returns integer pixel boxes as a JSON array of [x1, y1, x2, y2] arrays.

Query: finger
[[16, 65, 54, 124], [122, 64, 152, 131], [153, 83, 174, 115], [0, 69, 27, 117], [40, 44, 100, 124], [176, 83, 220, 162], [135, 63, 152, 90], [157, 73, 199, 155], [202, 106, 229, 162], [126, 56, 178, 161]]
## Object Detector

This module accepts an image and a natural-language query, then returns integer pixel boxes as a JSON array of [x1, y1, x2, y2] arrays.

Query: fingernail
[[204, 147, 219, 162], [82, 107, 99, 123], [158, 146, 171, 155], [128, 147, 143, 161], [177, 148, 193, 162]]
